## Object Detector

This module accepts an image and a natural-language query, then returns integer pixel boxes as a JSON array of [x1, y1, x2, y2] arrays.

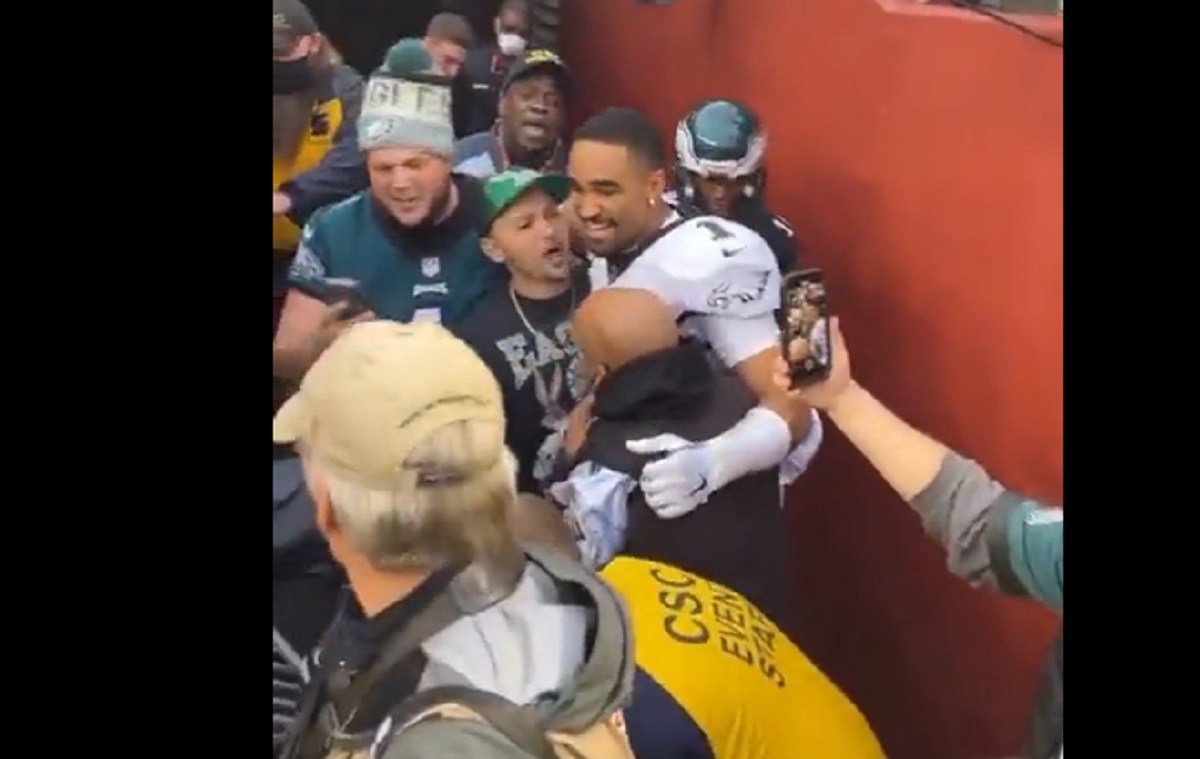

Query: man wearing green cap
[[455, 169, 588, 494], [273, 41, 505, 384]]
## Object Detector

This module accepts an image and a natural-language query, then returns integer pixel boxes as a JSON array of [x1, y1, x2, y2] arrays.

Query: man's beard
[[375, 178, 457, 231], [402, 179, 456, 229], [274, 90, 319, 162]]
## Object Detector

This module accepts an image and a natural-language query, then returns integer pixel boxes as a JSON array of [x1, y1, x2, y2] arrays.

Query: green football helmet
[[674, 98, 768, 209]]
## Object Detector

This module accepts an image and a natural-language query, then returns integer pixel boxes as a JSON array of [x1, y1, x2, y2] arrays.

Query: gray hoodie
[[348, 547, 635, 759]]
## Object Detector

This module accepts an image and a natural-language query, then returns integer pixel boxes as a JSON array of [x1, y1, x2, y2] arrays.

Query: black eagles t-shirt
[[455, 268, 591, 493]]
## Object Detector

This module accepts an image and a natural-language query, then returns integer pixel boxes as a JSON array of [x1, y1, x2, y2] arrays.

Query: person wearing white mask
[[452, 0, 532, 138]]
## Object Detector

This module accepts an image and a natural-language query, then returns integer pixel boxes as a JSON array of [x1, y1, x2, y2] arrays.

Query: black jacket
[[736, 200, 801, 273], [452, 46, 514, 138], [580, 342, 797, 635]]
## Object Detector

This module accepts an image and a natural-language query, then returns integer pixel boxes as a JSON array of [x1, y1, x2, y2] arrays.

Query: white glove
[[625, 434, 718, 519], [779, 409, 824, 487], [627, 407, 792, 520]]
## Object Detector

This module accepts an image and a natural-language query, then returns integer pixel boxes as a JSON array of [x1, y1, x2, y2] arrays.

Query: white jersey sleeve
[[692, 311, 780, 367]]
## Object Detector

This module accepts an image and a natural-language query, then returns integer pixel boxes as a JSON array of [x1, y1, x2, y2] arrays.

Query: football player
[[671, 98, 800, 273], [565, 107, 821, 519]]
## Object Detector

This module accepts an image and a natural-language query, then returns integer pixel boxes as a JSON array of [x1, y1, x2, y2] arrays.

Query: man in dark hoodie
[[548, 288, 823, 636], [273, 321, 635, 759], [273, 41, 504, 385]]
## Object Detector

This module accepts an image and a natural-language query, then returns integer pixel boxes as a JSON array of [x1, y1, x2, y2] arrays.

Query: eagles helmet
[[674, 98, 768, 210]]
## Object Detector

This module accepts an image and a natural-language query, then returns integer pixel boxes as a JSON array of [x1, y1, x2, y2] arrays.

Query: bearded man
[[272, 43, 504, 386], [272, 0, 367, 334]]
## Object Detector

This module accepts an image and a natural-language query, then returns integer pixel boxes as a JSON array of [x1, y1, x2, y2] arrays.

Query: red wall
[[562, 2, 1062, 758]]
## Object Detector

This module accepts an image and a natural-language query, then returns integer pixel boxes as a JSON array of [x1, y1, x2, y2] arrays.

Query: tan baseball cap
[[273, 321, 505, 489]]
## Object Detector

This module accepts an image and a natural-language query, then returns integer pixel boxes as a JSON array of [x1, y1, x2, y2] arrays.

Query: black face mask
[[273, 58, 315, 95]]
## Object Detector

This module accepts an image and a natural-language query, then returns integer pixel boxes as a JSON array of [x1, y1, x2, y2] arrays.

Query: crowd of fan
[[271, 2, 1063, 757]]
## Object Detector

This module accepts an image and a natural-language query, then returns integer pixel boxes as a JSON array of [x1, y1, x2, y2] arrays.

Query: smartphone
[[780, 268, 832, 387], [294, 277, 375, 320]]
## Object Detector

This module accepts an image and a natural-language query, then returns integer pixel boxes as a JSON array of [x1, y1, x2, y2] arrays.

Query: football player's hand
[[625, 434, 717, 519]]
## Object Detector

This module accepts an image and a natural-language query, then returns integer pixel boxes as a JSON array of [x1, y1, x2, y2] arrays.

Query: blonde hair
[[310, 420, 519, 572]]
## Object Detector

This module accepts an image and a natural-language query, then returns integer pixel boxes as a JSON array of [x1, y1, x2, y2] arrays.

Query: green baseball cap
[[481, 169, 572, 232]]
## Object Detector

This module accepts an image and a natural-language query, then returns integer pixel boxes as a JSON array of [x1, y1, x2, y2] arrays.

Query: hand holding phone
[[322, 279, 374, 321], [295, 277, 376, 322], [780, 268, 832, 388]]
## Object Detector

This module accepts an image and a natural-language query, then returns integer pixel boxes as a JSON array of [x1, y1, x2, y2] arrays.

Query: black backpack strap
[[369, 545, 633, 757], [329, 588, 467, 710], [283, 581, 470, 759], [385, 685, 558, 759], [338, 549, 632, 757]]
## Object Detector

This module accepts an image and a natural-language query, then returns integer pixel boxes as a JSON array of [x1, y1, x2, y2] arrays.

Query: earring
[[648, 197, 656, 207]]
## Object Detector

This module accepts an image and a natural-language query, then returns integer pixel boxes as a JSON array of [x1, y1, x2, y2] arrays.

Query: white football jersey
[[587, 214, 782, 367]]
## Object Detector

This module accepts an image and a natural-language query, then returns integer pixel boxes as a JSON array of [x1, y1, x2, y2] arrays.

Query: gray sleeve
[[381, 716, 530, 759], [452, 133, 494, 176], [909, 450, 1007, 589], [452, 133, 481, 165]]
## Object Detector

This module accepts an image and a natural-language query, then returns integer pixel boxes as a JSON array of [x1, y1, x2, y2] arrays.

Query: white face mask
[[497, 33, 527, 57]]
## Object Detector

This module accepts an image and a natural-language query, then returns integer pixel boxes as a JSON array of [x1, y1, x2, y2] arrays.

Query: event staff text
[[650, 565, 785, 688]]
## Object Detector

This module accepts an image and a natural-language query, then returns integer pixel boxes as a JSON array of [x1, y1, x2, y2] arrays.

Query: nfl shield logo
[[421, 257, 440, 278]]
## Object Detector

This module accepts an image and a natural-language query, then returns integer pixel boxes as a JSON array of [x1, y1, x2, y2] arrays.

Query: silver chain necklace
[[508, 280, 576, 343]]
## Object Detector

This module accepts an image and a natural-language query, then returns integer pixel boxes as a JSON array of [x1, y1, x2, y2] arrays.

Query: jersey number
[[697, 219, 734, 241], [697, 219, 741, 257]]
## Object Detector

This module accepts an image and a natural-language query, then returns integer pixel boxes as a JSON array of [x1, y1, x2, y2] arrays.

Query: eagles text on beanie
[[357, 39, 455, 157]]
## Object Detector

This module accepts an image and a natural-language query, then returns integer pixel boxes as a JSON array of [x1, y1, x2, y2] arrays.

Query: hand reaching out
[[307, 301, 376, 358]]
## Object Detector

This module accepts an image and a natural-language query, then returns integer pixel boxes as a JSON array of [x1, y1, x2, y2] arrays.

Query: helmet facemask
[[674, 117, 767, 216]]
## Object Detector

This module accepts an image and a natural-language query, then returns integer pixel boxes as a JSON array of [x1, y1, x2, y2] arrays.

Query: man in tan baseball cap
[[272, 320, 637, 759], [273, 319, 505, 495]]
